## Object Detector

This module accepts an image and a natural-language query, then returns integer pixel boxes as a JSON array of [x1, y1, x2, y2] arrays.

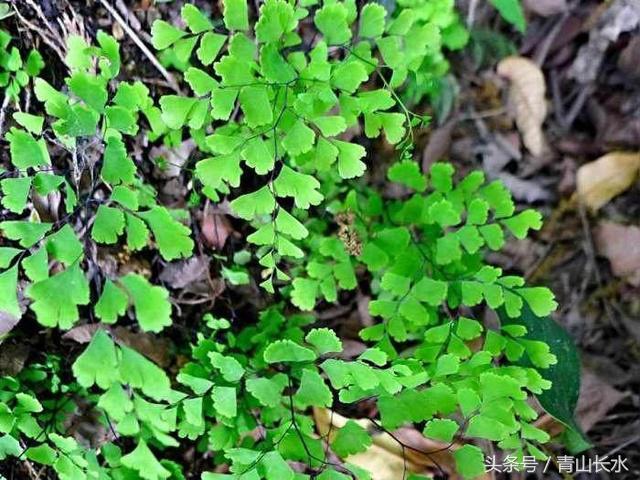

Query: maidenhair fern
[[0, 1, 584, 479]]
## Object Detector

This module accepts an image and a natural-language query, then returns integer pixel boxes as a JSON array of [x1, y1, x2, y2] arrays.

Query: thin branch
[[97, 0, 181, 93]]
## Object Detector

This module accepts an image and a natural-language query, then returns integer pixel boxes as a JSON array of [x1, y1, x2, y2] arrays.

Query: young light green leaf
[[95, 279, 129, 324], [138, 207, 193, 261], [120, 274, 172, 332], [121, 441, 171, 480], [387, 161, 426, 191], [92, 205, 126, 244], [27, 262, 89, 328], [151, 20, 187, 50], [294, 369, 332, 407], [223, 0, 249, 31], [0, 177, 32, 213], [264, 339, 317, 363], [305, 328, 342, 355], [72, 329, 120, 389]]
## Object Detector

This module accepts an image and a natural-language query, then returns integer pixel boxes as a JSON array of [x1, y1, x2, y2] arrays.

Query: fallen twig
[[97, 0, 182, 93]]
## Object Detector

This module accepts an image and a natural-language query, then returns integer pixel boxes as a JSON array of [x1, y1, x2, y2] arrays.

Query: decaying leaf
[[201, 208, 233, 250], [576, 152, 640, 210], [523, 0, 568, 16], [537, 368, 625, 436], [594, 221, 640, 286], [314, 408, 491, 480], [497, 56, 548, 157], [0, 312, 20, 337]]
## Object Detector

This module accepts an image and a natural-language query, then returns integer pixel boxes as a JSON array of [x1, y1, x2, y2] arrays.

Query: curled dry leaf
[[497, 56, 548, 157], [594, 221, 640, 286], [576, 151, 640, 210]]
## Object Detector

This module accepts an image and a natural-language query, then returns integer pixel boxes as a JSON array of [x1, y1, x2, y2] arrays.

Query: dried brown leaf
[[524, 0, 568, 16], [313, 408, 492, 480], [595, 221, 640, 286], [497, 56, 548, 157], [536, 368, 625, 436], [576, 152, 640, 210], [201, 210, 233, 250]]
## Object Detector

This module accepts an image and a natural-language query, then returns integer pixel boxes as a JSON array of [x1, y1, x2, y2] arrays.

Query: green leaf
[[264, 339, 317, 363], [230, 186, 275, 220], [159, 95, 197, 130], [256, 0, 297, 43], [336, 140, 366, 179], [331, 420, 371, 457], [119, 346, 172, 400], [502, 209, 542, 239], [92, 205, 125, 244], [0, 434, 21, 460], [138, 207, 193, 261], [358, 348, 387, 366], [151, 20, 187, 50], [453, 445, 485, 480], [291, 278, 318, 311], [294, 369, 332, 407], [411, 277, 448, 306], [273, 166, 323, 209], [261, 451, 295, 480], [181, 4, 213, 34], [332, 61, 368, 93], [246, 376, 286, 407], [387, 161, 426, 191], [283, 119, 316, 156], [120, 274, 172, 332], [197, 32, 227, 65], [1, 221, 51, 247], [22, 247, 48, 282], [430, 162, 454, 193], [306, 328, 342, 355], [26, 444, 57, 465], [212, 386, 237, 418], [223, 0, 249, 31], [0, 177, 32, 213], [500, 305, 590, 453], [98, 384, 133, 422], [65, 35, 92, 70], [13, 112, 44, 134], [32, 173, 64, 195], [68, 71, 107, 112], [423, 418, 459, 442], [490, 0, 526, 32], [95, 279, 128, 323], [0, 247, 21, 269], [517, 287, 557, 317], [27, 262, 90, 328], [72, 329, 120, 389], [7, 128, 50, 169], [359, 3, 386, 38], [209, 352, 245, 382], [457, 388, 480, 417], [121, 441, 171, 480], [106, 106, 138, 134], [0, 266, 21, 319], [315, 3, 351, 45], [239, 86, 273, 127], [46, 224, 83, 265], [126, 213, 150, 250], [102, 136, 136, 185], [275, 208, 308, 240], [242, 137, 275, 175]]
